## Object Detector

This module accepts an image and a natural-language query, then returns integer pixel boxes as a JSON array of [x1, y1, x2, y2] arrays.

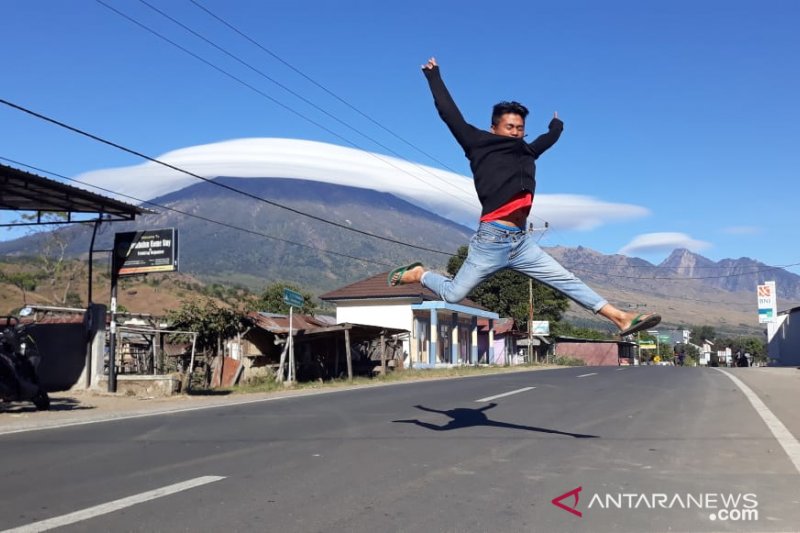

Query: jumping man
[[388, 57, 660, 337]]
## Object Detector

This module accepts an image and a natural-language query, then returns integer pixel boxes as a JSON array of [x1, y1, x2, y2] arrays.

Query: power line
[[0, 156, 392, 267], [567, 262, 800, 280], [187, 0, 554, 229], [138, 0, 478, 205], [187, 0, 459, 176], [0, 97, 454, 257], [97, 0, 478, 212]]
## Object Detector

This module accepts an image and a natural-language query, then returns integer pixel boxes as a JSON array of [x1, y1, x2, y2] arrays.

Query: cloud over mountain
[[76, 137, 649, 230], [619, 232, 711, 256]]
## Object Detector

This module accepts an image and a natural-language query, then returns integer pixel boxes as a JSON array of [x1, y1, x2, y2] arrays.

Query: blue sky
[[2, 0, 799, 273]]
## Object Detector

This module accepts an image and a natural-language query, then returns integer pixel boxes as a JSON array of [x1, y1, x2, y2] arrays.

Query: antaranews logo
[[551, 486, 583, 518], [551, 487, 758, 522]]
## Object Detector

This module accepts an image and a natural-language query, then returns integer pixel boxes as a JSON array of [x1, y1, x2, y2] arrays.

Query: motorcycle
[[0, 316, 50, 411]]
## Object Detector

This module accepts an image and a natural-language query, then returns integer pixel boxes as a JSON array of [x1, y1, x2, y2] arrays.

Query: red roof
[[319, 271, 483, 309]]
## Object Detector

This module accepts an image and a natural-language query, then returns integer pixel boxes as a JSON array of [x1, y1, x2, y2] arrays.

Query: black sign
[[113, 228, 178, 276]]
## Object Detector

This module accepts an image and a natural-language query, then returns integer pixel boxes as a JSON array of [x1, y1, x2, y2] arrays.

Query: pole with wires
[[528, 223, 535, 364]]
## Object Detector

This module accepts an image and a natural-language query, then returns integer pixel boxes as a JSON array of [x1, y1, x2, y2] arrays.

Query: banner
[[757, 281, 777, 323]]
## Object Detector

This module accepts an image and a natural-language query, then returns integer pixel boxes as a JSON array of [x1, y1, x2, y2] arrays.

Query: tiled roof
[[319, 271, 484, 309]]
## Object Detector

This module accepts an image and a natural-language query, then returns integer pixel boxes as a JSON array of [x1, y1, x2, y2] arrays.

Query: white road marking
[[717, 369, 800, 475], [476, 387, 535, 402], [615, 368, 627, 371], [576, 373, 598, 378], [1, 476, 225, 533]]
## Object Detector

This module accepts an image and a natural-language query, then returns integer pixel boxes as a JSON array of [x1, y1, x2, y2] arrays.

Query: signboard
[[757, 281, 777, 323], [529, 320, 550, 335], [283, 288, 304, 308], [639, 343, 657, 350], [113, 229, 178, 276], [657, 335, 671, 343]]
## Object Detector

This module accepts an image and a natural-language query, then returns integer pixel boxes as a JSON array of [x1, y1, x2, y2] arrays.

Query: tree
[[552, 322, 612, 340], [255, 282, 316, 315], [8, 212, 87, 305], [166, 298, 249, 388], [690, 325, 716, 344], [716, 335, 766, 362], [166, 298, 247, 358], [446, 245, 569, 330], [0, 270, 41, 306]]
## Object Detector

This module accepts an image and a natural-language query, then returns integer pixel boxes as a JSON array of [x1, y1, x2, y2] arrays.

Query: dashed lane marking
[[476, 387, 535, 402], [1, 476, 226, 532]]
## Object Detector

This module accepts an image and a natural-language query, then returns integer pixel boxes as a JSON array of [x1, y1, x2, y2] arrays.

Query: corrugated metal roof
[[248, 311, 330, 333], [0, 163, 146, 220], [478, 317, 516, 334]]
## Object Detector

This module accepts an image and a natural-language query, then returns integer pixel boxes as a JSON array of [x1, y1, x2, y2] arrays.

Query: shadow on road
[[0, 396, 95, 414], [393, 403, 598, 439]]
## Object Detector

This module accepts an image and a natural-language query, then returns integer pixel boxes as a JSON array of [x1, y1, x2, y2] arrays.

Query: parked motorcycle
[[0, 316, 50, 411]]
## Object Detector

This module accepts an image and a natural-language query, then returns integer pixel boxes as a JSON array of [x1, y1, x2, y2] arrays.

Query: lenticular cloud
[[76, 137, 647, 230]]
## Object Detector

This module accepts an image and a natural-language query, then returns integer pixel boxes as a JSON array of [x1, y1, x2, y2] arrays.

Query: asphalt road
[[1, 366, 798, 533]]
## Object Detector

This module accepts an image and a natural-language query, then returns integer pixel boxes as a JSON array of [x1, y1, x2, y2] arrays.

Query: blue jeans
[[421, 222, 608, 313]]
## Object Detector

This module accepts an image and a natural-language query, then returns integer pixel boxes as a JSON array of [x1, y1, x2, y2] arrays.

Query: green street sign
[[283, 288, 304, 308]]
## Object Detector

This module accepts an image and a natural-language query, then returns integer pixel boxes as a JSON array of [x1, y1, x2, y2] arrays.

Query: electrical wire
[[98, 0, 478, 212], [185, 0, 559, 227], [0, 156, 392, 267], [567, 262, 800, 280], [0, 97, 456, 257], [139, 0, 477, 203]]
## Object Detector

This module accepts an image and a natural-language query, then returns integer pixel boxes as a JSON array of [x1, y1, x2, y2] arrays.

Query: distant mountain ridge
[[1, 176, 798, 333], [544, 246, 800, 301]]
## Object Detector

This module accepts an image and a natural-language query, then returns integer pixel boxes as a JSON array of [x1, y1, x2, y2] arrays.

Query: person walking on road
[[388, 57, 660, 337]]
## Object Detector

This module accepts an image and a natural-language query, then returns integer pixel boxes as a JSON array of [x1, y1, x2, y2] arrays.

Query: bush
[[553, 356, 586, 366]]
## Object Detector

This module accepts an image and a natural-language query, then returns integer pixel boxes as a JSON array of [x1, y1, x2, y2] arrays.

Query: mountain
[[0, 177, 473, 293], [659, 249, 800, 300], [2, 176, 798, 335]]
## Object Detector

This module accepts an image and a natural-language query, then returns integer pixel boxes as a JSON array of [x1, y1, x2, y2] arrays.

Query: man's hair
[[492, 101, 529, 126]]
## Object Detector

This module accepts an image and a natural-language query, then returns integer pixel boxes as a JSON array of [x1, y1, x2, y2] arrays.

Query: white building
[[767, 306, 800, 366], [320, 272, 500, 367]]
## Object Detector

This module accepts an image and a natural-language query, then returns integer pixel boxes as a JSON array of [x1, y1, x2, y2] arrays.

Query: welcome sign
[[113, 228, 178, 276]]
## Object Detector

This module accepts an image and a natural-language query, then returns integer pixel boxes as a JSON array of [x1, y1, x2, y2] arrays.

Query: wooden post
[[277, 336, 289, 383], [186, 333, 197, 392], [334, 337, 340, 377], [380, 331, 386, 375], [344, 326, 353, 381]]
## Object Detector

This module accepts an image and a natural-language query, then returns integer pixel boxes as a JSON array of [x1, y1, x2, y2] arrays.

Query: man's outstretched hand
[[422, 57, 438, 70]]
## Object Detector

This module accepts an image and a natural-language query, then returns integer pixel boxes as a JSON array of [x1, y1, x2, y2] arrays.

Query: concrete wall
[[26, 322, 87, 391], [554, 341, 620, 366]]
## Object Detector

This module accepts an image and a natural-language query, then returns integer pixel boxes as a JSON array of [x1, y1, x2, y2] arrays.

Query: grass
[[225, 363, 555, 395]]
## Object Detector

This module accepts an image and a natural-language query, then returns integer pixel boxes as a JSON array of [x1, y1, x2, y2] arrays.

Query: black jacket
[[423, 66, 563, 217]]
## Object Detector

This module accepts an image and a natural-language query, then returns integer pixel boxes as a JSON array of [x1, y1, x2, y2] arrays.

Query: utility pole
[[528, 222, 535, 364]]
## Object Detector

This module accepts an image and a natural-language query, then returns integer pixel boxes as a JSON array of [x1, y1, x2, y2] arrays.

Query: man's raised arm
[[528, 111, 564, 158], [421, 57, 478, 149]]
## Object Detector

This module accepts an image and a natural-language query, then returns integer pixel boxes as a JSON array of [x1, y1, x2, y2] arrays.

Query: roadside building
[[767, 306, 800, 366], [319, 272, 500, 367]]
